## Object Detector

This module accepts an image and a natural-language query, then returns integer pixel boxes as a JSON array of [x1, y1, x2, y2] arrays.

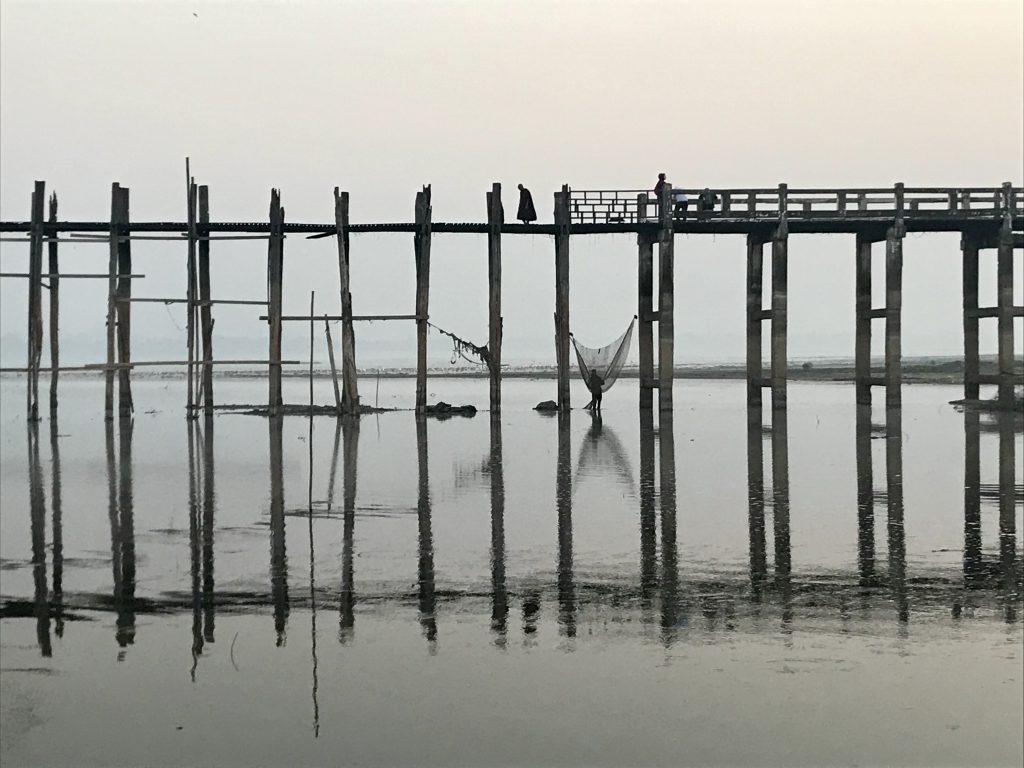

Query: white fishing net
[[570, 318, 635, 393]]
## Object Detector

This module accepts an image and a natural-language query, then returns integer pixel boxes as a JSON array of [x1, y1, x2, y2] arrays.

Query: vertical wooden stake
[[554, 185, 571, 411], [198, 185, 214, 414], [104, 183, 120, 420], [657, 183, 674, 411], [745, 233, 764, 410], [267, 189, 285, 415], [961, 233, 980, 401], [638, 193, 654, 411], [996, 218, 1015, 407], [334, 189, 359, 413], [414, 186, 432, 414], [884, 225, 904, 409], [47, 193, 60, 415], [855, 233, 873, 405], [27, 181, 44, 421], [185, 179, 198, 418], [487, 183, 503, 414], [114, 185, 133, 418], [770, 184, 788, 412], [324, 317, 342, 413]]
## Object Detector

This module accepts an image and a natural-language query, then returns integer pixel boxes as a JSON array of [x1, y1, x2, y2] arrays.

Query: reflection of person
[[584, 370, 604, 412], [517, 184, 537, 224]]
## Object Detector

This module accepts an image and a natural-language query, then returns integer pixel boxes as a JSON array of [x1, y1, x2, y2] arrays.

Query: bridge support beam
[[745, 233, 765, 411], [487, 183, 503, 414], [996, 222, 1015, 407], [638, 194, 654, 410], [334, 188, 359, 414], [961, 233, 980, 401], [770, 223, 788, 411], [657, 184, 674, 411], [27, 181, 44, 422], [415, 186, 432, 414], [884, 224, 904, 408], [114, 184, 133, 418], [266, 189, 284, 416], [554, 185, 571, 411], [855, 233, 873, 405]]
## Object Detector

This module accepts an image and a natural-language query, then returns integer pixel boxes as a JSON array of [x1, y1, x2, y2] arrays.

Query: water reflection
[[885, 408, 908, 626], [339, 418, 359, 642], [489, 415, 508, 646], [658, 411, 679, 644], [49, 418, 64, 638], [28, 422, 51, 657], [104, 418, 136, 653], [746, 408, 767, 600], [269, 415, 288, 645], [188, 416, 217, 678], [416, 416, 437, 648], [556, 411, 575, 639], [639, 409, 658, 610], [854, 405, 877, 587]]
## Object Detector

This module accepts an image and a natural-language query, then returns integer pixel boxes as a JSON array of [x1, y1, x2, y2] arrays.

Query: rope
[[426, 321, 491, 367]]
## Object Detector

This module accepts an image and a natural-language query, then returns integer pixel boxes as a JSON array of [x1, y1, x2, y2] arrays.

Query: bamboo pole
[[47, 193, 59, 415], [104, 183, 120, 420], [198, 185, 214, 414], [267, 189, 285, 415], [114, 185, 133, 418], [554, 184, 571, 411], [487, 183, 503, 414], [334, 188, 359, 413], [27, 181, 44, 421], [414, 186, 432, 414]]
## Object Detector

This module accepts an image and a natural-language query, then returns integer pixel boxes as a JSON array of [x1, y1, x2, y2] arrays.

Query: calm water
[[0, 377, 1021, 768]]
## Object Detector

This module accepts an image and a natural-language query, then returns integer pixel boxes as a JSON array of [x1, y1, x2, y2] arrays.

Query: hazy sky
[[1, 0, 1021, 366]]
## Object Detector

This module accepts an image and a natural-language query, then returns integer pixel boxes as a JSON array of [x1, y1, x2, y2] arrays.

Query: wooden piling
[[961, 233, 980, 401], [334, 189, 359, 413], [27, 181, 44, 422], [114, 185, 133, 418], [884, 225, 904, 408], [770, 234, 788, 410], [487, 183, 503, 413], [996, 215, 1015, 407], [745, 233, 765, 410], [855, 233, 873, 405], [554, 185, 571, 411], [414, 186, 432, 414], [104, 183, 121, 420], [185, 180, 198, 418], [657, 183, 674, 411], [198, 186, 214, 414], [638, 193, 654, 411], [47, 193, 59, 415], [267, 189, 284, 415], [324, 318, 342, 412]]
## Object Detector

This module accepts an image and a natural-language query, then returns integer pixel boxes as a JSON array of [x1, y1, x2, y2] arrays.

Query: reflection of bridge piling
[[3, 180, 1020, 416]]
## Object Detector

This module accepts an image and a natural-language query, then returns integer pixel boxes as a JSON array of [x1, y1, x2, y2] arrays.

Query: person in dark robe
[[654, 173, 668, 197], [583, 369, 605, 412], [517, 184, 537, 224]]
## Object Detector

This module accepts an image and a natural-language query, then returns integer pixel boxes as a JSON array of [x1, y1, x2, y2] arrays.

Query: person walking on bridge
[[517, 184, 537, 224]]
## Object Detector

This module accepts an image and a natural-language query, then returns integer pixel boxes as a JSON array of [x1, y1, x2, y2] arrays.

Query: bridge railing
[[568, 186, 1021, 225]]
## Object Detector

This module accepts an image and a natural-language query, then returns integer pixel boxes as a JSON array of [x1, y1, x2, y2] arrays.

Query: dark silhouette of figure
[[583, 369, 604, 412], [697, 187, 718, 215], [673, 188, 689, 219], [654, 173, 668, 198], [517, 184, 537, 224]]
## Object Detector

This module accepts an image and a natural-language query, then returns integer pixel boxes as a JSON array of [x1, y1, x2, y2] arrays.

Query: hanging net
[[570, 317, 635, 393]]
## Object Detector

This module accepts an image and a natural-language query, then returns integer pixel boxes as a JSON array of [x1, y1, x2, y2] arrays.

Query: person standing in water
[[517, 184, 537, 224], [584, 369, 605, 412]]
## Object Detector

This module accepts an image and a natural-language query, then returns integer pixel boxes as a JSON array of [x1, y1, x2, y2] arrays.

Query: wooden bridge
[[1, 179, 1021, 420]]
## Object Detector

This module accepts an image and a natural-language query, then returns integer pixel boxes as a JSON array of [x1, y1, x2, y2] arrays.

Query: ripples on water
[[0, 378, 1021, 767]]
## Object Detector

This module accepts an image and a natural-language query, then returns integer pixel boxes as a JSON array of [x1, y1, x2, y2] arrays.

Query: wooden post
[[996, 185, 1015, 406], [414, 186, 432, 414], [198, 185, 214, 415], [114, 185, 133, 418], [770, 184, 789, 411], [104, 183, 120, 420], [745, 233, 764, 410], [47, 193, 59, 415], [855, 233, 873, 405], [487, 183, 503, 413], [185, 180, 198, 418], [657, 182, 674, 411], [334, 189, 359, 413], [554, 185, 571, 411], [27, 181, 44, 422], [267, 189, 284, 415], [638, 193, 654, 411], [884, 225, 904, 408], [961, 233, 980, 401]]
